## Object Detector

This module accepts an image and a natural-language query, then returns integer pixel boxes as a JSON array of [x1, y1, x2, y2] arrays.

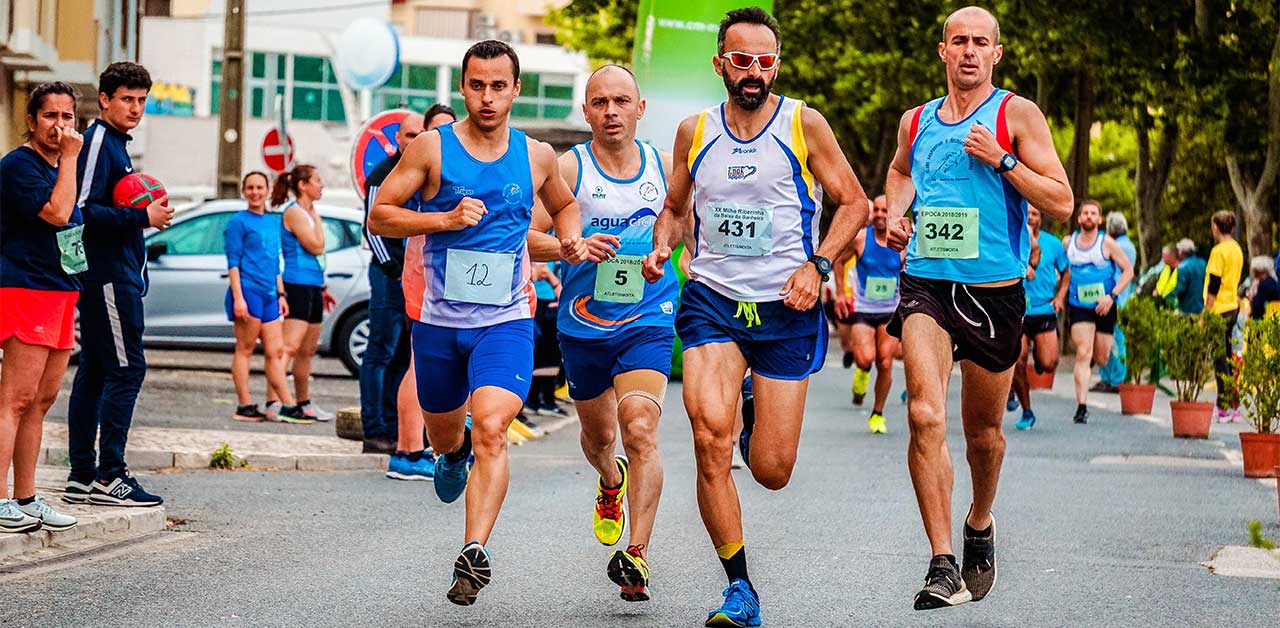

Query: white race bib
[[706, 203, 773, 256], [443, 249, 516, 305]]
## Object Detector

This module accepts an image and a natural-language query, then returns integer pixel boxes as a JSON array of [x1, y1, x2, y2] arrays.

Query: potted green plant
[[1160, 311, 1227, 438], [1237, 316, 1280, 477], [1117, 296, 1161, 414]]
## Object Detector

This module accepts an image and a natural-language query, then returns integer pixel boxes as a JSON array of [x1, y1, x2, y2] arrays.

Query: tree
[[545, 0, 637, 66]]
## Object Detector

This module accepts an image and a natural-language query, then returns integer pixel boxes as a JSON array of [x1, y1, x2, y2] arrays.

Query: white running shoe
[[731, 449, 746, 470], [17, 496, 77, 531], [264, 401, 280, 422], [301, 402, 335, 422], [0, 498, 43, 533]]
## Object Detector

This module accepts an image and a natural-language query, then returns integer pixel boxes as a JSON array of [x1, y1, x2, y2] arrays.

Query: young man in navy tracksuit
[[64, 62, 173, 507]]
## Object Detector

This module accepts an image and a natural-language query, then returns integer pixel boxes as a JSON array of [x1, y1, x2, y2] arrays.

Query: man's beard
[[725, 75, 772, 110]]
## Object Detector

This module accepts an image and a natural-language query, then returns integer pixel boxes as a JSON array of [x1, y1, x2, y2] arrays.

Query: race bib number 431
[[707, 203, 773, 256], [443, 249, 515, 305], [915, 206, 979, 259]]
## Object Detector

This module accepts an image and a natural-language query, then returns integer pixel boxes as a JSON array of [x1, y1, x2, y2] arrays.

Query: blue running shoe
[[386, 453, 435, 481], [447, 541, 492, 606], [706, 579, 761, 627], [738, 378, 755, 470], [1015, 410, 1036, 430], [1005, 391, 1019, 413], [434, 433, 472, 503]]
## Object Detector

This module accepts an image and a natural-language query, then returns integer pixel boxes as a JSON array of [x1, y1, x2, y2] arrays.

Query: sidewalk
[[1, 467, 166, 569], [40, 409, 579, 472]]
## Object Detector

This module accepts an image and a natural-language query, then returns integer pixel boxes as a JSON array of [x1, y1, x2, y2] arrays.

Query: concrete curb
[[40, 446, 389, 472], [0, 504, 166, 564]]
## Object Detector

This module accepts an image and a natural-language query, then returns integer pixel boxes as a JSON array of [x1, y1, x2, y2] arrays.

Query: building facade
[[390, 0, 569, 45]]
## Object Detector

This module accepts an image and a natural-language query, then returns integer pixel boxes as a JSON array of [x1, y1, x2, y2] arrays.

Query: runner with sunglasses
[[643, 8, 869, 626], [884, 6, 1073, 611]]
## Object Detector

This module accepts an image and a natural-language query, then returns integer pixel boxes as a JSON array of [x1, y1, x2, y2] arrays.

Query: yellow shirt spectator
[[1204, 238, 1243, 314]]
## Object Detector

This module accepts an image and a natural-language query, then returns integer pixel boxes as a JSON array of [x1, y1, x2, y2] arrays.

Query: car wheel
[[335, 305, 369, 376]]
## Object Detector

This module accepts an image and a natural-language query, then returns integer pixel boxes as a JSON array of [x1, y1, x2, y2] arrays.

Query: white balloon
[[336, 18, 400, 90]]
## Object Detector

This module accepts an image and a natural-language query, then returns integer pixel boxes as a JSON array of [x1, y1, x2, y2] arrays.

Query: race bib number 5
[[915, 206, 979, 259], [443, 249, 515, 305], [594, 255, 645, 304], [707, 203, 773, 256]]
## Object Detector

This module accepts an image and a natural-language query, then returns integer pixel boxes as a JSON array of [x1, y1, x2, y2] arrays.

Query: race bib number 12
[[444, 249, 515, 305], [915, 206, 979, 259]]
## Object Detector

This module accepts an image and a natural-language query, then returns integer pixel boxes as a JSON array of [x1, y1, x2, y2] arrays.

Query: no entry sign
[[261, 128, 296, 174]]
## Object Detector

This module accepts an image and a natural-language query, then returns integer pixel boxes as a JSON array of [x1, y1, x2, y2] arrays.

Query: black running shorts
[[1067, 305, 1116, 335], [888, 274, 1024, 373], [284, 283, 324, 324]]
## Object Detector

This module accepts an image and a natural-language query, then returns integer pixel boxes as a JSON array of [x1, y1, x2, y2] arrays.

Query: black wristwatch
[[994, 153, 1018, 174], [807, 255, 832, 281]]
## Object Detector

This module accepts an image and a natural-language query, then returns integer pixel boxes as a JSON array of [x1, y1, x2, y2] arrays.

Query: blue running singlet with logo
[[852, 226, 903, 315], [905, 88, 1029, 283], [403, 122, 536, 328], [558, 140, 678, 339], [1066, 231, 1116, 308]]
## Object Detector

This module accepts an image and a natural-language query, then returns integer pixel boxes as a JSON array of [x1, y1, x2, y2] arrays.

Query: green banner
[[631, 0, 774, 150]]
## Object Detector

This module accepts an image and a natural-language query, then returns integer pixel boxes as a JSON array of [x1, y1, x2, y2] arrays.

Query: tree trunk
[[1066, 71, 1095, 225], [1135, 109, 1178, 270], [1225, 26, 1280, 260]]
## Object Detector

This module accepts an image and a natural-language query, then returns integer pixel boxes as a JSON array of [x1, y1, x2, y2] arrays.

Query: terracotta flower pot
[[1026, 363, 1055, 390], [1238, 432, 1280, 478], [1170, 401, 1213, 439], [1118, 383, 1156, 415]]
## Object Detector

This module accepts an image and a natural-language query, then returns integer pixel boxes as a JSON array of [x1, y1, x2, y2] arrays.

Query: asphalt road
[[6, 352, 1279, 627]]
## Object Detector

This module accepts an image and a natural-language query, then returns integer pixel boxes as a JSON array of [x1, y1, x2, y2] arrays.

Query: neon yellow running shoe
[[608, 544, 651, 601], [852, 368, 870, 405], [593, 456, 628, 546], [868, 412, 887, 434]]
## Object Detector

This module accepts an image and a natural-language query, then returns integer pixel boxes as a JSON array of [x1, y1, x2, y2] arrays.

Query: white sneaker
[[301, 402, 335, 422], [1229, 408, 1243, 423], [0, 498, 43, 533], [731, 449, 746, 470], [17, 496, 77, 531], [264, 401, 280, 421]]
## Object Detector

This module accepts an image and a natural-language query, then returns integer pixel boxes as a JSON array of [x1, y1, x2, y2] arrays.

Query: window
[[323, 218, 363, 251], [210, 52, 287, 119], [374, 64, 439, 114], [144, 0, 172, 16], [210, 59, 222, 115], [292, 55, 346, 123], [414, 8, 472, 39], [535, 32, 557, 45], [148, 213, 237, 256]]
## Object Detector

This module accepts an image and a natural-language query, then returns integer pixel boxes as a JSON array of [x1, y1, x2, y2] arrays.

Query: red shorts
[[0, 287, 79, 350]]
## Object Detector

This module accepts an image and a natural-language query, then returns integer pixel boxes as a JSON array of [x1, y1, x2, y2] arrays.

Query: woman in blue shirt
[[0, 81, 84, 533], [223, 172, 308, 423], [269, 164, 336, 422]]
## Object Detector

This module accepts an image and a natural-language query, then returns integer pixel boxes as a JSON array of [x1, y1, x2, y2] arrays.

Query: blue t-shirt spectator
[[1114, 234, 1138, 306], [0, 146, 84, 292], [1025, 230, 1067, 316], [1252, 276, 1280, 320], [224, 209, 282, 294], [1173, 255, 1207, 314]]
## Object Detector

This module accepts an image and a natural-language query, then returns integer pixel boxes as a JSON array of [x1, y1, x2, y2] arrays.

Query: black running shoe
[[962, 516, 997, 601], [739, 392, 755, 470], [842, 351, 854, 368], [447, 542, 492, 606], [913, 555, 971, 610], [1073, 405, 1088, 424]]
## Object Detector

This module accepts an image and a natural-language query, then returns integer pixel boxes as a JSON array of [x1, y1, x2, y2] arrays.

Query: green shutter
[[292, 86, 322, 120]]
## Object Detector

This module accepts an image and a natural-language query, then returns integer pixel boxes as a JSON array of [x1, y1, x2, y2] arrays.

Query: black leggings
[[1215, 310, 1238, 409]]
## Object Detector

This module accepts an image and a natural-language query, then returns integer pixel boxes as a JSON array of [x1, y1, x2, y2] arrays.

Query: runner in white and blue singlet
[[369, 40, 589, 608], [884, 6, 1074, 612], [642, 9, 870, 626], [528, 65, 681, 603]]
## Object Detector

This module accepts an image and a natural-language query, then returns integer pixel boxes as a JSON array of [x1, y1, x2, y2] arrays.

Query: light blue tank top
[[280, 201, 325, 286], [906, 88, 1029, 283], [557, 140, 678, 339], [853, 226, 903, 314], [1067, 231, 1116, 308], [404, 123, 535, 328]]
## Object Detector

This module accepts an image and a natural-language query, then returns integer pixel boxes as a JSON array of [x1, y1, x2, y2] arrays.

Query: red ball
[[112, 172, 167, 208]]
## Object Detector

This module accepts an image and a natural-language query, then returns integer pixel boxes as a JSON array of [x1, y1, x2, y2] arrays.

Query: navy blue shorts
[[224, 287, 281, 323], [675, 281, 827, 381], [411, 318, 535, 413], [560, 326, 676, 401]]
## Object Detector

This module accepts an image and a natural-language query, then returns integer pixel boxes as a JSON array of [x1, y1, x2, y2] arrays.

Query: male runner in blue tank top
[[368, 40, 589, 607], [834, 194, 905, 434], [643, 8, 870, 626], [1064, 200, 1132, 424], [884, 6, 1073, 611]]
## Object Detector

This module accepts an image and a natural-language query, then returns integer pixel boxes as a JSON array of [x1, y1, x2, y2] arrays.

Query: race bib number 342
[[915, 206, 979, 259], [443, 249, 515, 305]]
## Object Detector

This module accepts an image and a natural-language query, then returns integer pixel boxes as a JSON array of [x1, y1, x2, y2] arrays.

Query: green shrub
[[1239, 316, 1280, 433], [1160, 310, 1227, 402], [209, 443, 247, 469], [1118, 295, 1163, 385], [1248, 520, 1276, 550]]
